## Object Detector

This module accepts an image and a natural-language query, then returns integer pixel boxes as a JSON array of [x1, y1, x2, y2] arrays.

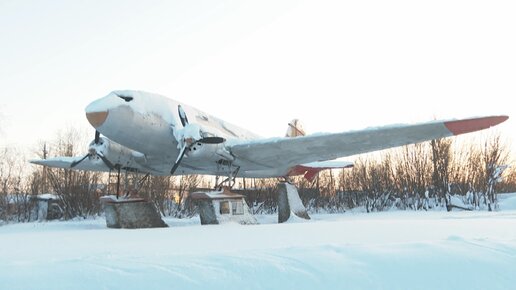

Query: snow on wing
[[229, 116, 508, 169]]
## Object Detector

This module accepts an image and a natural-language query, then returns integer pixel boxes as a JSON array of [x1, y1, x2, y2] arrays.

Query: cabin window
[[220, 201, 230, 215], [232, 201, 244, 215]]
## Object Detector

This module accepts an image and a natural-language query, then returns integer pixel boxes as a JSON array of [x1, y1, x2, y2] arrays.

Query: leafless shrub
[[331, 134, 513, 212], [0, 146, 37, 222], [498, 166, 516, 193], [482, 134, 510, 211], [243, 178, 279, 214], [42, 128, 103, 219], [171, 175, 200, 218], [139, 175, 175, 216], [431, 138, 452, 210]]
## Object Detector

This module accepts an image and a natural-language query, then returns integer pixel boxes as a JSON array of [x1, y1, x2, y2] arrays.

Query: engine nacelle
[[187, 142, 234, 163], [88, 137, 141, 169]]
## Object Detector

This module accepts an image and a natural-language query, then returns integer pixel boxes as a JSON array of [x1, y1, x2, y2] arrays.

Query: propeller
[[70, 154, 89, 168], [178, 105, 189, 127], [170, 105, 225, 175], [70, 130, 116, 170]]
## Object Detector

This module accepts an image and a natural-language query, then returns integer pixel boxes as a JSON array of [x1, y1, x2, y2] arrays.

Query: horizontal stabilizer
[[288, 160, 353, 181], [302, 160, 354, 169]]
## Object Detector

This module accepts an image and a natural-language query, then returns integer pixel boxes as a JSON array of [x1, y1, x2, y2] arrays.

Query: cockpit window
[[119, 95, 133, 102], [114, 93, 133, 102]]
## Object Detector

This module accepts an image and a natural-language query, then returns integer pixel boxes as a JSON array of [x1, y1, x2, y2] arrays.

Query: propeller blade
[[171, 105, 224, 175], [170, 146, 188, 175], [94, 131, 100, 144], [70, 154, 90, 168], [178, 105, 189, 127], [198, 137, 226, 144], [98, 153, 116, 170]]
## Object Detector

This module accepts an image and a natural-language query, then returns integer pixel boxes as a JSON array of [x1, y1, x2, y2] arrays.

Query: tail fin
[[286, 119, 306, 137]]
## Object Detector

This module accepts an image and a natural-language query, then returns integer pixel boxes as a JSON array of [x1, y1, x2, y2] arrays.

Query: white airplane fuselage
[[85, 90, 268, 176]]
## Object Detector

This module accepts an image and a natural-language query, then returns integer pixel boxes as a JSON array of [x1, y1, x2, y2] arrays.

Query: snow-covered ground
[[1, 194, 516, 290]]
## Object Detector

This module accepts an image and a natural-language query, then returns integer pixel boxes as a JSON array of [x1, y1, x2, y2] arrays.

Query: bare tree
[[431, 138, 452, 210], [482, 134, 510, 211], [0, 108, 4, 137], [393, 143, 431, 210], [0, 146, 36, 222], [352, 157, 393, 212], [140, 175, 175, 216], [44, 128, 103, 219], [172, 175, 200, 218], [498, 166, 516, 193], [245, 178, 279, 214]]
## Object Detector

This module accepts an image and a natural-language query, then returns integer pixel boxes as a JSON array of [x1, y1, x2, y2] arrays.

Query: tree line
[[1, 128, 514, 222], [307, 134, 514, 213]]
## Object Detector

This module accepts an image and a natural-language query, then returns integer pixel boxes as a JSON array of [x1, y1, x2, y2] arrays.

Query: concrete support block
[[192, 188, 258, 225], [197, 200, 219, 225], [278, 182, 311, 223], [100, 196, 168, 229]]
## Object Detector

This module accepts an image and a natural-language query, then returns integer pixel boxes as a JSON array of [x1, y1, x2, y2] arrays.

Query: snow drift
[[1, 194, 515, 290]]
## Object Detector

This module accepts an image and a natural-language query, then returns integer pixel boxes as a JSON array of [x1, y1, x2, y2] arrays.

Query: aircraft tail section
[[286, 119, 306, 137], [285, 119, 353, 180]]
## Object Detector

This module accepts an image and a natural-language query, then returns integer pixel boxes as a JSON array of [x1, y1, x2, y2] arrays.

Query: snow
[[285, 182, 308, 215], [173, 123, 203, 148], [449, 195, 468, 209], [192, 189, 242, 199], [87, 90, 261, 142], [302, 160, 354, 168], [99, 195, 146, 202], [86, 90, 178, 126], [499, 192, 516, 210], [1, 205, 516, 289], [35, 193, 59, 200]]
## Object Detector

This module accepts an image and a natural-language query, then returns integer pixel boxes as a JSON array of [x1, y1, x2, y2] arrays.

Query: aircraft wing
[[30, 155, 157, 174], [30, 157, 113, 172], [229, 116, 508, 170]]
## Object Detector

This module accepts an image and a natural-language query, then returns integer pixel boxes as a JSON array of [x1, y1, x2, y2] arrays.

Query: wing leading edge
[[30, 157, 113, 172], [229, 116, 508, 170]]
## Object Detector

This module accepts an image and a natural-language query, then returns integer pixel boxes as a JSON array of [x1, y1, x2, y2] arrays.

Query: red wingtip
[[444, 116, 509, 136]]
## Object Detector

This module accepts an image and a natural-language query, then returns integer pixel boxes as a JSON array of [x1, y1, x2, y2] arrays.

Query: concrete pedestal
[[100, 196, 168, 229], [191, 188, 258, 225], [278, 182, 311, 223]]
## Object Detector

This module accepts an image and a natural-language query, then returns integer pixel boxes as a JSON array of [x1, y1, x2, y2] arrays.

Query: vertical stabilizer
[[286, 119, 306, 137]]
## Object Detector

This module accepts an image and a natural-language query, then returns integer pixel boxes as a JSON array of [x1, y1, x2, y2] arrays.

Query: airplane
[[31, 90, 508, 188]]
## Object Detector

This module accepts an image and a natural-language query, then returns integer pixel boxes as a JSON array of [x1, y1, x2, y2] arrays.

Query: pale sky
[[1, 0, 515, 156]]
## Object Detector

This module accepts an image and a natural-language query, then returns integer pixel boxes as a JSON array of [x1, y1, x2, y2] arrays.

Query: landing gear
[[108, 167, 150, 199], [102, 169, 166, 229], [115, 167, 121, 198], [214, 161, 240, 190]]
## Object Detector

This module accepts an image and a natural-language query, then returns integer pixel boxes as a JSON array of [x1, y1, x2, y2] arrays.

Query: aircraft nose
[[86, 111, 108, 128], [85, 92, 118, 128]]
